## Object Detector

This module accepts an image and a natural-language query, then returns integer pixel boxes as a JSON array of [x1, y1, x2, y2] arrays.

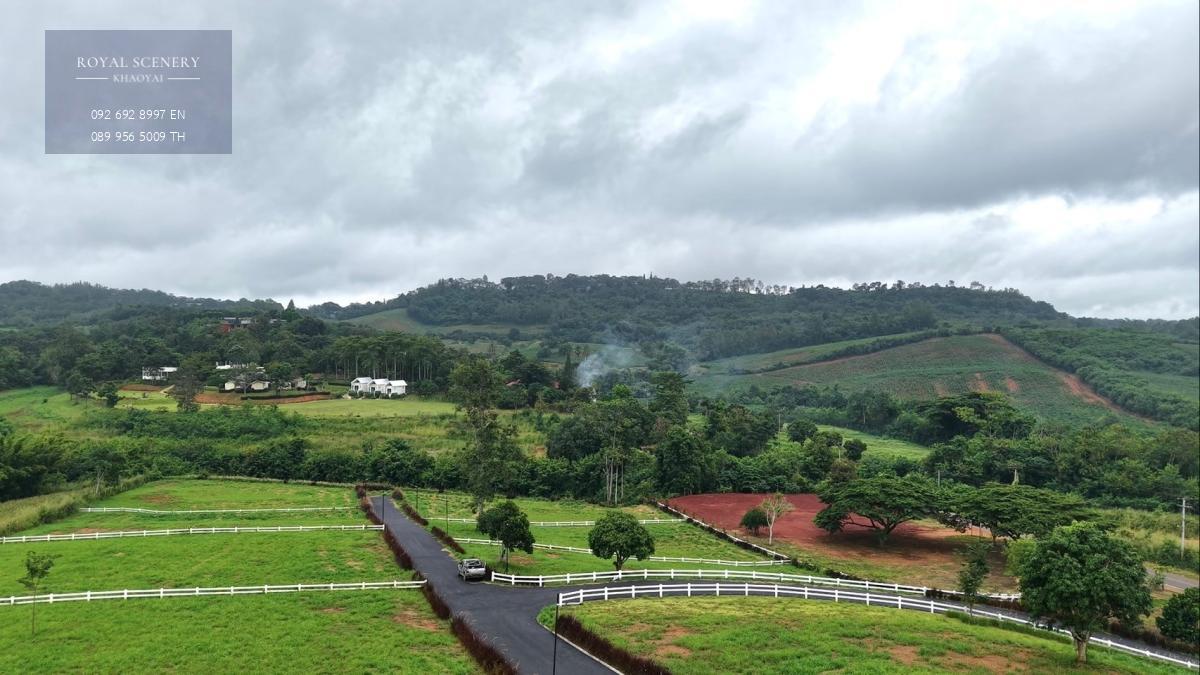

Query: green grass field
[[0, 479, 476, 673], [546, 597, 1178, 674], [281, 397, 459, 417], [405, 491, 768, 575], [1138, 371, 1200, 403], [694, 334, 1147, 427], [347, 307, 545, 338], [814, 425, 931, 461], [0, 592, 475, 674]]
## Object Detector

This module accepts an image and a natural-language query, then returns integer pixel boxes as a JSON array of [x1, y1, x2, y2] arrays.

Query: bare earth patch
[[887, 645, 920, 666], [391, 609, 441, 631]]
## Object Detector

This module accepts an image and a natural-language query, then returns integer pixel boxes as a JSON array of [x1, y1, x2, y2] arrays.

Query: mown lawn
[[545, 597, 1180, 674], [0, 478, 476, 673], [406, 491, 771, 574], [0, 591, 476, 674]]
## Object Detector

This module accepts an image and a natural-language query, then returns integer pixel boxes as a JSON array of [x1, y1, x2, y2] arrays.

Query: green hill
[[694, 334, 1149, 427]]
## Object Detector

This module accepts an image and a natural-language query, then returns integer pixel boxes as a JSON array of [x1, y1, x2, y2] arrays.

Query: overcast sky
[[1, 1, 1197, 319]]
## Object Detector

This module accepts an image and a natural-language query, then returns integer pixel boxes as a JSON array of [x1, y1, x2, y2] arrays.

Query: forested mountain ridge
[[314, 275, 1071, 359], [0, 280, 281, 327]]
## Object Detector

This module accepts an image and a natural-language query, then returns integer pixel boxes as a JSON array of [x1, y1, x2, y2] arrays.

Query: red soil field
[[668, 493, 960, 547], [667, 493, 1007, 589]]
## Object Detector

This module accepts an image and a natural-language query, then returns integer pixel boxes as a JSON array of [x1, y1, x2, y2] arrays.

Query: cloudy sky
[[2, 1, 1197, 319]]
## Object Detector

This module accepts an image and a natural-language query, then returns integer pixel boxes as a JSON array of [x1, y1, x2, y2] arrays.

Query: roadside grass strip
[[1, 524, 383, 544], [2, 580, 425, 606], [553, 583, 1200, 670]]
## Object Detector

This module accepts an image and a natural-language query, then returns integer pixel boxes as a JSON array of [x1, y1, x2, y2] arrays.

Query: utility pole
[[1182, 497, 1189, 558]]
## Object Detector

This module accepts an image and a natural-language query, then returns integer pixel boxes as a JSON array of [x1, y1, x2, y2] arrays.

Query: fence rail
[[455, 537, 788, 567], [433, 517, 683, 527], [556, 582, 1198, 670], [2, 579, 426, 607], [1, 524, 384, 545], [80, 506, 356, 515], [493, 568, 1017, 599]]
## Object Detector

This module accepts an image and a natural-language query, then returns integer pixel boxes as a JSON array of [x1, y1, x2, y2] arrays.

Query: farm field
[[0, 479, 475, 673], [668, 493, 1014, 591], [696, 334, 1146, 426], [405, 491, 768, 575], [814, 424, 931, 461], [347, 307, 545, 338], [695, 331, 927, 375], [546, 597, 1178, 674]]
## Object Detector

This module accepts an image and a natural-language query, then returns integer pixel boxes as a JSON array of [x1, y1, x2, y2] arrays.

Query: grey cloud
[[0, 1, 1195, 319]]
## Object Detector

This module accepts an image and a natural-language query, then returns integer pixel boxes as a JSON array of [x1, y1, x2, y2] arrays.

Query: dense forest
[[309, 275, 1064, 359], [0, 280, 280, 327]]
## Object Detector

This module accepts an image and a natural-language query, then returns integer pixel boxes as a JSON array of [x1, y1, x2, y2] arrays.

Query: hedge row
[[924, 587, 1023, 612], [554, 614, 670, 674], [451, 616, 519, 675], [431, 525, 467, 554], [402, 501, 430, 526], [418, 571, 518, 674]]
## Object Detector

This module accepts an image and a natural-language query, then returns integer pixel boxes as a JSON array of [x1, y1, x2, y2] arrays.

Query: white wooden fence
[[556, 582, 1199, 670], [0, 524, 384, 545], [2, 579, 426, 607], [81, 506, 355, 514], [492, 568, 1020, 600], [433, 517, 683, 527], [454, 537, 789, 567]]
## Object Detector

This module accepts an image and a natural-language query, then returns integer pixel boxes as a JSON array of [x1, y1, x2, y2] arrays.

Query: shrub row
[[1105, 617, 1199, 656], [418, 571, 518, 674], [450, 616, 519, 675], [0, 475, 149, 536], [402, 501, 429, 526], [431, 525, 466, 554], [417, 573, 451, 620], [554, 614, 671, 674], [924, 587, 1024, 612]]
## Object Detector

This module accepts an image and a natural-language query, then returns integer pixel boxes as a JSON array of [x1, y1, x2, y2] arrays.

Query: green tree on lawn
[[19, 551, 57, 636], [476, 501, 534, 572], [1018, 522, 1152, 663], [956, 540, 991, 612], [588, 512, 655, 571]]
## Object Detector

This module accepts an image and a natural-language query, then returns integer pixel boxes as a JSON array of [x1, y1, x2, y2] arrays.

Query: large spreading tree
[[1018, 522, 1152, 663], [814, 475, 938, 545]]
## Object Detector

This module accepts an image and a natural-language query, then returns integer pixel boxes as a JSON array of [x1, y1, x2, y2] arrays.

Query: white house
[[141, 366, 178, 382], [350, 377, 374, 396], [385, 380, 407, 397], [370, 378, 390, 397]]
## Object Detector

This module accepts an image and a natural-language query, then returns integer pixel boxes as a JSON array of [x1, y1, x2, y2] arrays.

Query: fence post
[[866, 592, 870, 606]]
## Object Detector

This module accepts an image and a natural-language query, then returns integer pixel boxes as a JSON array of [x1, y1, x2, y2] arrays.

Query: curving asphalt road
[[369, 497, 1199, 673], [369, 496, 610, 674]]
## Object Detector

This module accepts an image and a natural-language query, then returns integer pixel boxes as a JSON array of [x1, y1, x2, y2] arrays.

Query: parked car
[[457, 558, 487, 581]]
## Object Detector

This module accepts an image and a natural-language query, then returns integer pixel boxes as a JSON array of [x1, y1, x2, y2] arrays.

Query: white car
[[457, 558, 487, 581]]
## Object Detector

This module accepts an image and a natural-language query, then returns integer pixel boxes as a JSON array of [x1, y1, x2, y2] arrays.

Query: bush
[[1158, 588, 1200, 647], [450, 615, 518, 675]]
